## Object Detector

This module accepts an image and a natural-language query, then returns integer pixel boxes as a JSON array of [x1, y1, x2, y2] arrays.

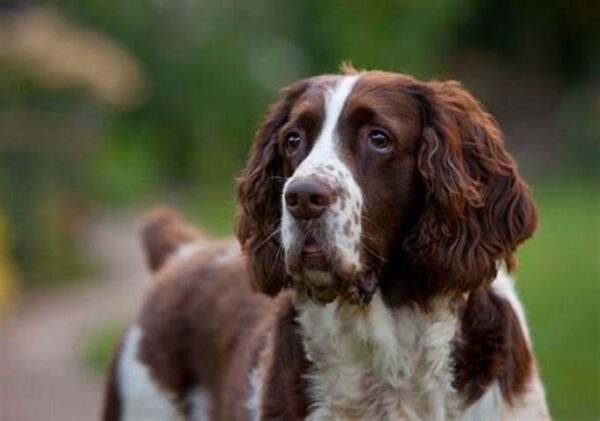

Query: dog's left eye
[[368, 130, 392, 153], [284, 131, 302, 154]]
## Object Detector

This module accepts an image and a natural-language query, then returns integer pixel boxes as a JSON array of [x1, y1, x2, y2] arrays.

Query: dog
[[103, 67, 550, 420]]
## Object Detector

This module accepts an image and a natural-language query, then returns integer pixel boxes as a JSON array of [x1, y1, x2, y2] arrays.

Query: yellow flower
[[0, 210, 18, 318]]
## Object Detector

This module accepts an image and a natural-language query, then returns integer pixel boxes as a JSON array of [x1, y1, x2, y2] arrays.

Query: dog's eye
[[285, 131, 302, 154], [368, 130, 392, 153]]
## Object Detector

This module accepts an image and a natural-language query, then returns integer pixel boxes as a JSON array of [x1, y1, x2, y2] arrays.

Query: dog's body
[[104, 220, 547, 420], [104, 69, 550, 420]]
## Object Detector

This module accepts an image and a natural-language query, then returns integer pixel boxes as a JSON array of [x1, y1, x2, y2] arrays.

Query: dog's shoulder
[[245, 293, 312, 421]]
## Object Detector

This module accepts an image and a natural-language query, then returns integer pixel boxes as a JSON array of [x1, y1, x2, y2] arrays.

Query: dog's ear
[[404, 80, 537, 293], [139, 208, 203, 272], [236, 80, 309, 296]]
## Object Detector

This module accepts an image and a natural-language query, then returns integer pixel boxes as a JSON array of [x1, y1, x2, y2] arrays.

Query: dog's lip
[[301, 238, 328, 269], [302, 238, 323, 255]]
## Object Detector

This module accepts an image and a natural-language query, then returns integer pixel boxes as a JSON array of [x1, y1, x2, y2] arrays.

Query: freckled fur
[[282, 76, 364, 289]]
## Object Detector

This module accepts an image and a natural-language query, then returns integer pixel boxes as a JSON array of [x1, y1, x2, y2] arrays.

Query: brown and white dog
[[103, 67, 550, 420]]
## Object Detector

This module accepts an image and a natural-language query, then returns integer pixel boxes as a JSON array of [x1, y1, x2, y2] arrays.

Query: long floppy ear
[[404, 80, 538, 294], [235, 80, 309, 296]]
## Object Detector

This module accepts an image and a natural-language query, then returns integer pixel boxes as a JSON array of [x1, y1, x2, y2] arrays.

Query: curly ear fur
[[235, 80, 309, 296], [404, 80, 538, 294]]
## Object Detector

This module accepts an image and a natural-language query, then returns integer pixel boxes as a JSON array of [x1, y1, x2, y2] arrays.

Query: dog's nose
[[285, 178, 334, 220]]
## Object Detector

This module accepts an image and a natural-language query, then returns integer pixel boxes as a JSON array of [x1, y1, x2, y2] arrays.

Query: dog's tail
[[139, 207, 203, 272]]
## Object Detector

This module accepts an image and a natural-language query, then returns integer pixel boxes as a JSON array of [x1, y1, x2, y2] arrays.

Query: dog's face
[[237, 69, 537, 305], [278, 73, 422, 303]]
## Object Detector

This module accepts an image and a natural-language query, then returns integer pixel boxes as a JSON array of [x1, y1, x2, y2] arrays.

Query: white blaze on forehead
[[318, 75, 360, 147], [291, 75, 360, 177], [282, 74, 364, 277]]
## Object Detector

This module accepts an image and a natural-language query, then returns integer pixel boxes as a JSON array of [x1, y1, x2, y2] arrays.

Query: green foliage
[[51, 0, 480, 198], [88, 121, 161, 203], [457, 0, 599, 82], [45, 0, 595, 204], [184, 184, 237, 236], [0, 0, 592, 285], [81, 320, 124, 373], [0, 152, 90, 286]]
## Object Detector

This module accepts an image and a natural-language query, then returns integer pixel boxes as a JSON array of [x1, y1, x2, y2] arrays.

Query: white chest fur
[[296, 292, 461, 421]]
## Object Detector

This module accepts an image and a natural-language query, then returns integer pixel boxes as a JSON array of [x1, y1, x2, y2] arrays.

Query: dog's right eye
[[284, 131, 302, 154], [368, 129, 393, 153]]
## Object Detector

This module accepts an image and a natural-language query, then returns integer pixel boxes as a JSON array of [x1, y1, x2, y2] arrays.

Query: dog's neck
[[293, 290, 462, 419]]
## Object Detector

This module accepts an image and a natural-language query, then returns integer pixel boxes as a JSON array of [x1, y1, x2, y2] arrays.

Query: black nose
[[285, 178, 334, 220]]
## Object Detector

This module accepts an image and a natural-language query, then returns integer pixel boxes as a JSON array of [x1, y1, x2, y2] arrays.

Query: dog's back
[[102, 209, 272, 420]]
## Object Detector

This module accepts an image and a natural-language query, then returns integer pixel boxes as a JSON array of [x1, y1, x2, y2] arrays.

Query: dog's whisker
[[255, 226, 281, 250], [360, 243, 387, 263], [360, 214, 394, 240]]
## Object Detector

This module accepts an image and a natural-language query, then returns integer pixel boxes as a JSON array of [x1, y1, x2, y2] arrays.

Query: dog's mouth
[[300, 237, 329, 270], [286, 235, 379, 305]]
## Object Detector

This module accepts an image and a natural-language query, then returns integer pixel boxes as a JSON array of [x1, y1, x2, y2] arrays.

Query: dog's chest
[[296, 294, 460, 420]]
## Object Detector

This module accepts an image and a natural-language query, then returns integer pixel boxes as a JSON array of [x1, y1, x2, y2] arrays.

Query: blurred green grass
[[83, 178, 599, 420], [81, 319, 124, 373], [516, 178, 599, 420]]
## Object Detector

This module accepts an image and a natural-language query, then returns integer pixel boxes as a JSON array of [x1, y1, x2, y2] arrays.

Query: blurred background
[[0, 0, 597, 419]]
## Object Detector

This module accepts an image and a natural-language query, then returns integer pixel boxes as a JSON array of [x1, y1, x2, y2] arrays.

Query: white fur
[[464, 377, 549, 420], [187, 387, 212, 421], [245, 367, 265, 421], [502, 376, 550, 420], [296, 291, 460, 420], [295, 272, 551, 420], [463, 382, 503, 421], [170, 240, 211, 264], [170, 240, 240, 266], [492, 269, 532, 342], [282, 75, 364, 284], [214, 242, 241, 265], [488, 271, 550, 419], [118, 326, 184, 421]]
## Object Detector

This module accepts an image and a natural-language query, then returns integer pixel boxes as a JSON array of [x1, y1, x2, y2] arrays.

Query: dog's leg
[[114, 326, 184, 421]]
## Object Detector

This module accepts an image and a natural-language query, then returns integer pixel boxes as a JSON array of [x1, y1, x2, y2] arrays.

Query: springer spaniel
[[103, 67, 550, 420]]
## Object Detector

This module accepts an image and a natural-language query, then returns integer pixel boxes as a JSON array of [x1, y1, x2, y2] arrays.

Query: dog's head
[[236, 68, 537, 305]]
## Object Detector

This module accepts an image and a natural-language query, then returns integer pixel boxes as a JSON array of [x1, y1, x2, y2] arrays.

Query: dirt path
[[0, 212, 149, 421]]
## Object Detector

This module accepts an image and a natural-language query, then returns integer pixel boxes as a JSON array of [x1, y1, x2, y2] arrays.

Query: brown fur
[[237, 71, 537, 308], [102, 338, 123, 421], [139, 207, 203, 272], [401, 80, 538, 300], [258, 297, 311, 420], [235, 69, 538, 407], [454, 289, 534, 405], [235, 80, 310, 297], [137, 241, 264, 418], [126, 212, 311, 419]]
